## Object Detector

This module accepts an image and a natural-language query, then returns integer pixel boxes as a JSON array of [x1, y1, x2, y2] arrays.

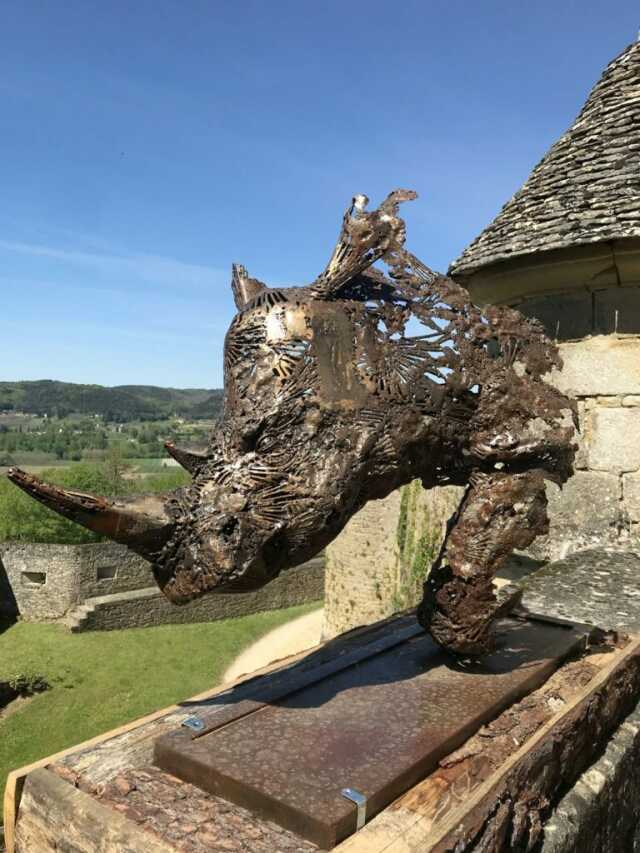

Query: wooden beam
[[14, 768, 174, 853]]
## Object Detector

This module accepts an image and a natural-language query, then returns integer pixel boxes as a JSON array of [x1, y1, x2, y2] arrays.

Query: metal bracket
[[181, 716, 205, 733], [341, 787, 367, 830]]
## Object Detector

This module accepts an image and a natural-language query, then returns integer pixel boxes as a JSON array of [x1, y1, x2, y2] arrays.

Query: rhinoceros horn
[[6, 467, 173, 559]]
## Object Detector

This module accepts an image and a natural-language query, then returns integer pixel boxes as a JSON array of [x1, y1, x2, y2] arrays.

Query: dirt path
[[223, 608, 324, 682]]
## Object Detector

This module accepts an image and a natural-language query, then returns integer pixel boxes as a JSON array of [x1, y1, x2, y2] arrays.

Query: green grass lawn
[[0, 602, 320, 801]]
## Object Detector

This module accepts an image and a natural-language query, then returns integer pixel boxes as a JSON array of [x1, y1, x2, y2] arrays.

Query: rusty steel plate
[[155, 617, 587, 849]]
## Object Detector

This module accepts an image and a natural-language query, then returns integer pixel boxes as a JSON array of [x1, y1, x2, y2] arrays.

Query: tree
[[101, 447, 132, 495]]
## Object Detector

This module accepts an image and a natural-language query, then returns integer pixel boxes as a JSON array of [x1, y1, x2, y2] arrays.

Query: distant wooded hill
[[0, 380, 223, 422]]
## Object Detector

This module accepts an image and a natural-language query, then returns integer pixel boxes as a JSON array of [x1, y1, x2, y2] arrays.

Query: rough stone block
[[588, 406, 640, 472], [527, 471, 620, 561], [552, 337, 640, 397], [522, 548, 640, 633]]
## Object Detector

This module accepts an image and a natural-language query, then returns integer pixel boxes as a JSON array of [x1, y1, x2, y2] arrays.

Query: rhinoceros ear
[[231, 263, 267, 310], [6, 468, 174, 562], [164, 441, 208, 475], [309, 189, 418, 299]]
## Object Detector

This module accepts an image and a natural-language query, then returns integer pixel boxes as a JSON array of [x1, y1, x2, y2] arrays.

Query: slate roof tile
[[450, 42, 640, 275]]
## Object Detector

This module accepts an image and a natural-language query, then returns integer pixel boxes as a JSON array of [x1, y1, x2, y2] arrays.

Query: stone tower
[[450, 40, 640, 558]]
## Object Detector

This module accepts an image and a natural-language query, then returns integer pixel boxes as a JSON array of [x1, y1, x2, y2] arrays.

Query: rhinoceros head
[[8, 191, 574, 607]]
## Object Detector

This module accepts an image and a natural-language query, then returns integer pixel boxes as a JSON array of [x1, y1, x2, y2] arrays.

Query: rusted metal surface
[[7, 191, 576, 655], [155, 616, 587, 848]]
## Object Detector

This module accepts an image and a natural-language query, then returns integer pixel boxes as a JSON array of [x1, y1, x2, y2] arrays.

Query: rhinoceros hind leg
[[417, 470, 549, 657]]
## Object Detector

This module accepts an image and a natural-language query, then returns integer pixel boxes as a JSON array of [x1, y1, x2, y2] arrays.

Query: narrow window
[[97, 566, 117, 581], [22, 571, 46, 587]]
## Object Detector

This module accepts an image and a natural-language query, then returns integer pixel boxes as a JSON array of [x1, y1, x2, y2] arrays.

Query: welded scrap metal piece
[[7, 190, 576, 656]]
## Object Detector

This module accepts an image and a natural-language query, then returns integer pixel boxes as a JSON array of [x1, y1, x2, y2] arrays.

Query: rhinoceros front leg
[[417, 469, 549, 656]]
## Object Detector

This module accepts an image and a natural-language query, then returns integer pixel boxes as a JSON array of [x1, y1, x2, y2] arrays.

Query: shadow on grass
[[0, 553, 18, 634], [0, 616, 17, 637], [0, 556, 18, 634]]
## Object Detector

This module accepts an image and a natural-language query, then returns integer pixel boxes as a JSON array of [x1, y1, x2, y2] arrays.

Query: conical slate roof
[[450, 41, 640, 276]]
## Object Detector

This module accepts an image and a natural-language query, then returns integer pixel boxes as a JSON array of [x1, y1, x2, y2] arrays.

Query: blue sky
[[2, 1, 638, 388]]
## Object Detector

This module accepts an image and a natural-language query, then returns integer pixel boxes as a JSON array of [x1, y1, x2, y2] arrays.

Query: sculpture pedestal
[[155, 614, 587, 848], [5, 610, 640, 853]]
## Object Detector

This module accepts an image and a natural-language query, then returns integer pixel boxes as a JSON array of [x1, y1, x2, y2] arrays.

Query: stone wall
[[515, 313, 640, 560], [323, 482, 462, 638], [323, 491, 401, 639], [542, 704, 640, 853], [0, 553, 17, 620], [514, 548, 640, 852], [0, 542, 325, 629], [77, 558, 325, 631], [0, 542, 159, 621]]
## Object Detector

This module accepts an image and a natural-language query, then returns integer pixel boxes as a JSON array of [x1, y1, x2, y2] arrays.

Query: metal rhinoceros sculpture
[[8, 191, 576, 655]]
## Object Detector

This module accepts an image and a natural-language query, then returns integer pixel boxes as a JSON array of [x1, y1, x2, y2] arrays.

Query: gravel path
[[222, 608, 324, 682]]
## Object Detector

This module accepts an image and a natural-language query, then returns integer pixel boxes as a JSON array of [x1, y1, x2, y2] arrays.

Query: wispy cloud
[[0, 239, 227, 290]]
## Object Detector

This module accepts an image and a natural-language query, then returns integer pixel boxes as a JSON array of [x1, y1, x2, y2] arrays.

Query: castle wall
[[77, 559, 325, 632], [323, 483, 462, 638], [0, 542, 325, 628], [0, 542, 153, 620], [511, 286, 640, 560]]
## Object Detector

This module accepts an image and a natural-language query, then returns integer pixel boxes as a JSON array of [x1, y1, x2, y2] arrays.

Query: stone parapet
[[519, 548, 640, 851]]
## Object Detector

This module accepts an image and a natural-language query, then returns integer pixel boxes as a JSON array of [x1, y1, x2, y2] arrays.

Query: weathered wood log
[[14, 768, 174, 853], [337, 635, 640, 852]]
